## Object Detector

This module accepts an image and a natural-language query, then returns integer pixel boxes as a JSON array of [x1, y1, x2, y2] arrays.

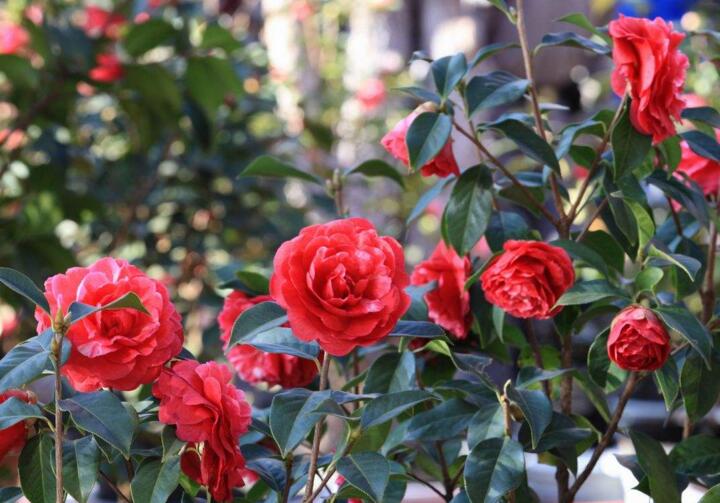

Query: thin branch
[[407, 473, 447, 500], [576, 198, 609, 243], [564, 372, 641, 502], [303, 354, 331, 502], [99, 470, 132, 503], [525, 320, 551, 398], [281, 456, 294, 503], [435, 441, 453, 500], [52, 330, 66, 503]]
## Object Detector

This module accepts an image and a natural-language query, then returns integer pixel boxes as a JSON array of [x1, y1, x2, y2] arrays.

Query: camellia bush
[[1, 1, 720, 503]]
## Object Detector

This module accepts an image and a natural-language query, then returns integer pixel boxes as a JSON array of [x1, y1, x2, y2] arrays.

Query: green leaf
[[535, 32, 610, 55], [467, 405, 505, 449], [556, 12, 608, 40], [186, 56, 243, 119], [68, 291, 150, 324], [680, 350, 720, 421], [485, 117, 560, 172], [464, 437, 525, 503], [486, 211, 529, 252], [238, 155, 321, 184], [337, 452, 390, 503], [0, 330, 54, 393], [0, 55, 39, 88], [699, 484, 720, 502], [229, 301, 288, 347], [269, 389, 343, 456], [0, 267, 50, 313], [443, 165, 493, 255], [555, 280, 628, 306], [388, 320, 445, 338], [629, 430, 681, 503], [63, 437, 100, 503], [581, 230, 625, 274], [574, 371, 611, 422], [635, 267, 664, 294], [647, 246, 702, 282], [234, 270, 270, 295], [364, 352, 415, 394], [555, 119, 605, 159], [406, 112, 453, 171], [123, 19, 176, 56], [469, 42, 518, 68], [240, 327, 319, 360], [669, 434, 720, 478], [486, 0, 515, 23], [0, 397, 45, 429], [19, 434, 56, 503], [406, 177, 452, 224], [552, 239, 610, 277], [587, 330, 611, 387], [131, 457, 181, 503], [681, 130, 720, 162], [654, 356, 680, 411], [394, 86, 441, 104], [681, 107, 720, 128], [124, 64, 182, 123], [161, 426, 184, 462], [405, 398, 476, 441], [611, 110, 652, 180], [245, 458, 286, 493], [505, 385, 552, 449], [465, 72, 529, 116], [655, 306, 713, 368], [60, 391, 136, 457], [360, 390, 434, 429], [432, 53, 468, 99], [348, 160, 405, 188], [624, 200, 654, 253]]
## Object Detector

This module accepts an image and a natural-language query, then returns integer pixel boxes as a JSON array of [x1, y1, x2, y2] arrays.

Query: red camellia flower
[[89, 53, 124, 83], [480, 240, 575, 319], [270, 218, 411, 356], [83, 6, 126, 39], [381, 109, 460, 178], [218, 291, 319, 387], [153, 360, 252, 502], [676, 129, 720, 198], [0, 390, 36, 462], [609, 15, 688, 144], [411, 241, 472, 339], [35, 257, 183, 392], [0, 23, 30, 55], [607, 305, 671, 371]]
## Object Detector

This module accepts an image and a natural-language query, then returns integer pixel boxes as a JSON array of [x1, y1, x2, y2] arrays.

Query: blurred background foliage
[[0, 0, 718, 365]]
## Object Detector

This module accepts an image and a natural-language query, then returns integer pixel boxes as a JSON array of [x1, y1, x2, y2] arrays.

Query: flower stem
[[52, 329, 65, 503], [303, 354, 330, 502]]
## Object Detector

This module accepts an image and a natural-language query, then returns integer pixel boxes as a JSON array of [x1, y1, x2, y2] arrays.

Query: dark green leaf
[[574, 371, 611, 422], [0, 330, 54, 393], [63, 437, 100, 503], [229, 301, 288, 347], [655, 306, 713, 368], [612, 110, 652, 180], [59, 391, 136, 457], [19, 434, 55, 503], [443, 164, 493, 255], [465, 72, 529, 116], [123, 19, 176, 56], [432, 53, 468, 98], [669, 434, 720, 478], [555, 119, 605, 159], [699, 484, 720, 502], [388, 320, 445, 338], [587, 330, 611, 388], [394, 86, 441, 104], [405, 398, 476, 441], [682, 107, 720, 128], [349, 160, 405, 187], [654, 356, 680, 411], [681, 130, 720, 162], [186, 56, 243, 119], [635, 267, 664, 294], [407, 177, 453, 224], [0, 55, 38, 88], [464, 437, 525, 503], [485, 118, 560, 172], [680, 351, 720, 421], [552, 239, 609, 277], [467, 405, 505, 449], [406, 112, 453, 171], [239, 155, 321, 184], [535, 32, 610, 55], [581, 230, 625, 274], [364, 352, 415, 394], [0, 397, 45, 429], [245, 458, 286, 493], [68, 292, 150, 324], [200, 24, 242, 51], [240, 327, 320, 360], [505, 385, 552, 449], [131, 457, 181, 503], [124, 64, 182, 123], [234, 270, 270, 295], [269, 389, 338, 456], [556, 12, 608, 40], [486, 211, 529, 252], [556, 280, 628, 306], [0, 267, 50, 313], [337, 452, 390, 503], [361, 390, 434, 428], [486, 0, 515, 23], [630, 430, 681, 503], [469, 42, 518, 68], [647, 246, 702, 281]]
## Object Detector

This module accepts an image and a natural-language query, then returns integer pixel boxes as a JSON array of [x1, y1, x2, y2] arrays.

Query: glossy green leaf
[[699, 484, 720, 502], [552, 239, 610, 277], [0, 267, 50, 313], [465, 72, 528, 116], [587, 330, 611, 388], [680, 351, 720, 420], [464, 437, 525, 503], [131, 457, 181, 503], [239, 155, 321, 184], [669, 434, 720, 478], [364, 351, 415, 394], [655, 306, 713, 368], [630, 430, 680, 503], [60, 391, 136, 457], [337, 452, 390, 503], [407, 177, 453, 224], [186, 56, 243, 119], [505, 385, 552, 449], [443, 164, 493, 255], [485, 211, 529, 252], [556, 12, 608, 40], [63, 437, 100, 503], [682, 130, 720, 162], [269, 389, 338, 456], [0, 330, 54, 393], [467, 405, 505, 449], [68, 291, 150, 324], [556, 280, 628, 306], [654, 356, 680, 411], [485, 118, 560, 172], [611, 110, 652, 180], [124, 19, 176, 56], [240, 327, 319, 360], [388, 320, 445, 338], [361, 390, 434, 428], [405, 398, 476, 441], [469, 42, 518, 68], [349, 159, 405, 187], [0, 397, 45, 430], [635, 267, 664, 294], [19, 434, 56, 503], [229, 301, 288, 346], [681, 107, 720, 128], [406, 112, 453, 171], [535, 32, 610, 55], [647, 246, 701, 282], [432, 53, 467, 98]]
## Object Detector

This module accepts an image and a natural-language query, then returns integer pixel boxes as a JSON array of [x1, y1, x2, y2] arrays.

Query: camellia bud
[[607, 305, 671, 371]]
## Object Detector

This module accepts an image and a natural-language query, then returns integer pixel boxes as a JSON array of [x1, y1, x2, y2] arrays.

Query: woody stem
[[303, 354, 330, 502], [52, 329, 65, 503]]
